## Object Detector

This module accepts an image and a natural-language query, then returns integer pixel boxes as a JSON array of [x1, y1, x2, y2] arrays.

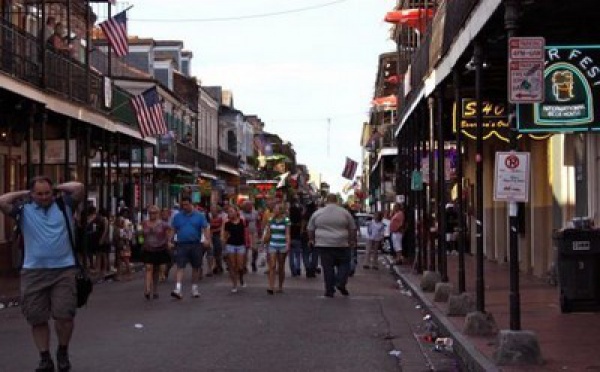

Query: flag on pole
[[99, 10, 129, 57], [131, 87, 168, 138], [342, 157, 358, 180]]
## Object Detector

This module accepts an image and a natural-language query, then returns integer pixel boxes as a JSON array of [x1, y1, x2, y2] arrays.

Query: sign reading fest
[[518, 46, 600, 132]]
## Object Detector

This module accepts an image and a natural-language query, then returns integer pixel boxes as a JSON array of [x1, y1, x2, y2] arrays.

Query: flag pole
[[107, 2, 112, 78]]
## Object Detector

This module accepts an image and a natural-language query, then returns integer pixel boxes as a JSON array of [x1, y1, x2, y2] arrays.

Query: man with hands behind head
[[0, 176, 84, 372]]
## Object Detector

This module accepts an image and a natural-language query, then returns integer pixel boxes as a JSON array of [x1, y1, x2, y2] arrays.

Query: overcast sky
[[106, 0, 395, 193]]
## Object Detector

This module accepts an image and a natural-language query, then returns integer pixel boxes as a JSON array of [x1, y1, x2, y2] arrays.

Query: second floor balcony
[[218, 149, 239, 170]]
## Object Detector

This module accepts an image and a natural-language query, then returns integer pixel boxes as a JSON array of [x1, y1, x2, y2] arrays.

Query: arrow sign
[[508, 37, 545, 104]]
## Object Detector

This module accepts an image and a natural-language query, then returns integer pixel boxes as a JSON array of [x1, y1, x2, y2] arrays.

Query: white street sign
[[494, 151, 530, 202], [508, 37, 545, 104]]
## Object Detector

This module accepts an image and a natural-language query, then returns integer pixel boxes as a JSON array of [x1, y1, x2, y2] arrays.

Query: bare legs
[[267, 251, 287, 293], [32, 318, 73, 352]]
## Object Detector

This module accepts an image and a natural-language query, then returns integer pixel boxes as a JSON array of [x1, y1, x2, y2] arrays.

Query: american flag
[[342, 157, 358, 180], [99, 10, 128, 57], [131, 87, 168, 138]]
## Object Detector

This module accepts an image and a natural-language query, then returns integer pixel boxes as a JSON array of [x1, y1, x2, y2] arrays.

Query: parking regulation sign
[[508, 37, 545, 103], [494, 151, 530, 202]]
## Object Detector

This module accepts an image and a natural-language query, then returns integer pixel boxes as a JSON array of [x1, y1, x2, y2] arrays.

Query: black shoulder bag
[[56, 197, 93, 308]]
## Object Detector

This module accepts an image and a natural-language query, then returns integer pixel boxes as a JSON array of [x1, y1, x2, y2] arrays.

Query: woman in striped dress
[[263, 203, 290, 294]]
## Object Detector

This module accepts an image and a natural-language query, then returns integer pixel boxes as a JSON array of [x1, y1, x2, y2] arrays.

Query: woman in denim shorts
[[221, 206, 248, 293], [263, 204, 290, 295]]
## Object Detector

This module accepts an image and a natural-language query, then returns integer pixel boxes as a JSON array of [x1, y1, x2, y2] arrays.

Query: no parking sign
[[494, 151, 530, 202]]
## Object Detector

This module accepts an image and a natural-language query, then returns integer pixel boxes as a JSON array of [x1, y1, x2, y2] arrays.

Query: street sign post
[[508, 37, 545, 103]]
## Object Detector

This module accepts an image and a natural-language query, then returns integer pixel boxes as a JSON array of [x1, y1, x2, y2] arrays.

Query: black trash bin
[[553, 228, 600, 313]]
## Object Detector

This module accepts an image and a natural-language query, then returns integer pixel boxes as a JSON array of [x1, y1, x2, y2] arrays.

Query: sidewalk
[[390, 253, 600, 371]]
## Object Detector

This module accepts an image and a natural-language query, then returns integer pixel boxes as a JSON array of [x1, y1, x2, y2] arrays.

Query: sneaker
[[36, 358, 55, 372], [56, 352, 71, 372], [336, 285, 349, 296], [191, 286, 200, 298], [231, 288, 238, 293], [171, 289, 183, 300]]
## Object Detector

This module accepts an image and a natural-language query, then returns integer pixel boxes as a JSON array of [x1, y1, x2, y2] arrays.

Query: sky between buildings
[[111, 0, 395, 193]]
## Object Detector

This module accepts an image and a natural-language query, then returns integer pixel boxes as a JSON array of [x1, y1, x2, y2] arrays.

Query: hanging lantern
[[384, 8, 435, 33], [371, 95, 398, 108]]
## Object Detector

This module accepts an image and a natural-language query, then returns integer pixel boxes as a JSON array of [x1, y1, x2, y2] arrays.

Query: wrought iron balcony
[[0, 20, 103, 107], [175, 142, 216, 172], [218, 149, 239, 169]]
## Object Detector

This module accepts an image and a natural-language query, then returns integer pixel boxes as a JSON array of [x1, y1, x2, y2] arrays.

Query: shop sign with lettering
[[518, 46, 600, 132], [453, 99, 509, 141]]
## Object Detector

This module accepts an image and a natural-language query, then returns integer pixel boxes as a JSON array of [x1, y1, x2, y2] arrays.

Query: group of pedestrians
[[0, 173, 363, 372]]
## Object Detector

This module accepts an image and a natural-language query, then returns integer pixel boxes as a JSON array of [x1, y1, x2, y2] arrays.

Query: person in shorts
[[170, 197, 211, 299], [0, 176, 84, 372], [142, 205, 172, 299], [221, 206, 248, 293], [263, 203, 290, 294]]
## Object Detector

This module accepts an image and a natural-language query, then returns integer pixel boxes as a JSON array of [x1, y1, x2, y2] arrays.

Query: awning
[[216, 164, 239, 176], [370, 147, 398, 174]]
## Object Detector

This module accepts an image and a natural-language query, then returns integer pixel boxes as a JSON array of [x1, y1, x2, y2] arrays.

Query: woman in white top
[[364, 212, 385, 270]]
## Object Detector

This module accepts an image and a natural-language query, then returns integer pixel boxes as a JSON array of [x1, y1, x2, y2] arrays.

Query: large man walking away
[[0, 176, 84, 372], [170, 197, 211, 299], [307, 194, 357, 298]]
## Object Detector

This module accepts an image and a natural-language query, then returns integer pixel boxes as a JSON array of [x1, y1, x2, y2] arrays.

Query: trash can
[[553, 228, 600, 313]]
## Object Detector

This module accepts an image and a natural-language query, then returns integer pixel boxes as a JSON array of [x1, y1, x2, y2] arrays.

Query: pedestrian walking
[[159, 207, 174, 281], [263, 203, 290, 294], [114, 216, 133, 281], [288, 198, 304, 277], [364, 212, 385, 270], [170, 196, 211, 299], [390, 203, 406, 265], [307, 194, 357, 298], [301, 201, 318, 278], [208, 204, 225, 275], [141, 205, 172, 300], [0, 176, 84, 372], [221, 206, 248, 293], [240, 201, 260, 272]]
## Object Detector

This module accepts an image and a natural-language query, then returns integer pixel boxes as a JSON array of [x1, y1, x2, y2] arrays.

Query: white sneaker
[[231, 288, 238, 293], [191, 286, 200, 298]]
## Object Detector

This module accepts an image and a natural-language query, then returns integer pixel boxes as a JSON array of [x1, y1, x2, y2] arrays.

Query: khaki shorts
[[21, 267, 78, 325]]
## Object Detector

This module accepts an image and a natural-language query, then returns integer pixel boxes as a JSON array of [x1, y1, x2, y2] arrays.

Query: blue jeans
[[318, 247, 351, 295], [302, 242, 319, 273], [288, 239, 303, 276]]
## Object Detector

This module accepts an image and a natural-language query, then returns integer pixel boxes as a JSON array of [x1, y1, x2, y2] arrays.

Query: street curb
[[0, 263, 145, 311], [385, 257, 500, 372]]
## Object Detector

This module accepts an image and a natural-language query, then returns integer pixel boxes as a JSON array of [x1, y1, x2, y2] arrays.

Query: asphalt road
[[0, 257, 459, 372]]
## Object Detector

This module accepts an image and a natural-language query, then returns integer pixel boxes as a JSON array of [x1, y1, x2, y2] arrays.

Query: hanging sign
[[518, 45, 600, 132], [411, 170, 423, 191]]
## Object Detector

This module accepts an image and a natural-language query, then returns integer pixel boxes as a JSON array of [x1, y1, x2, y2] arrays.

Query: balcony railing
[[175, 142, 216, 172], [0, 19, 104, 113], [218, 149, 239, 169]]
